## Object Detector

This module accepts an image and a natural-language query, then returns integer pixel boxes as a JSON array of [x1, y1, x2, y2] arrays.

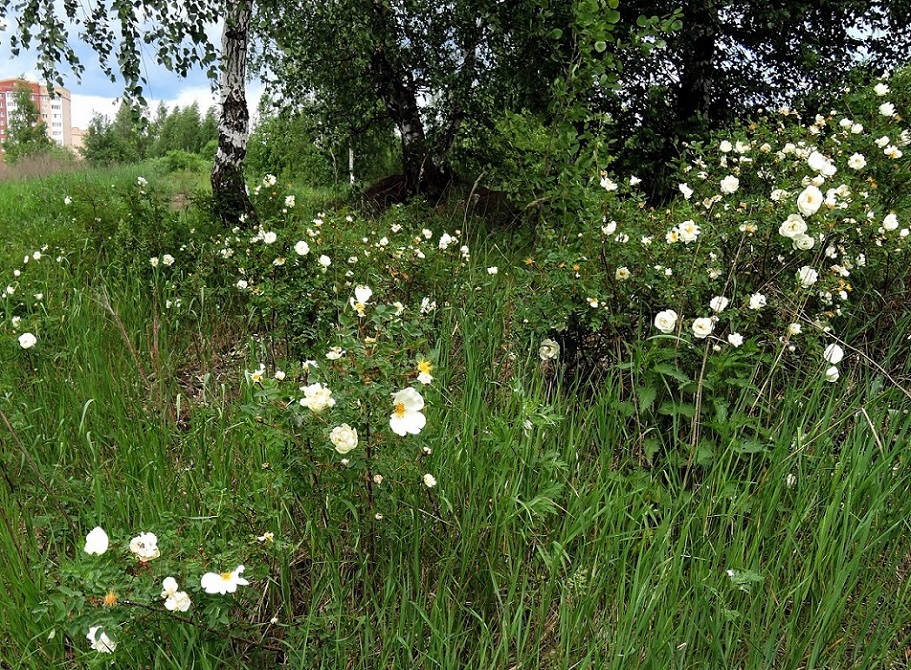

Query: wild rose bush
[[523, 72, 910, 367]]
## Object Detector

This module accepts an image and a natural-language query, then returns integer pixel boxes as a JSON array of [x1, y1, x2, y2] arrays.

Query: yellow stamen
[[417, 360, 433, 374], [103, 591, 118, 607], [394, 402, 407, 418], [220, 572, 233, 580]]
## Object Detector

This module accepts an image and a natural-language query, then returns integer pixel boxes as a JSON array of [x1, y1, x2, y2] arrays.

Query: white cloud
[[70, 83, 264, 130]]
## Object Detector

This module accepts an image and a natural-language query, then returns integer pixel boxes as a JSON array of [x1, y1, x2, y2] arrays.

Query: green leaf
[[550, 28, 563, 40], [636, 385, 657, 411], [654, 363, 691, 384], [594, 40, 607, 52]]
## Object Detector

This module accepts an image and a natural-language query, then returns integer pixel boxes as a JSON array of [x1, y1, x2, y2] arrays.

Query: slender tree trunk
[[368, 0, 448, 199], [675, 0, 719, 125], [212, 0, 256, 227]]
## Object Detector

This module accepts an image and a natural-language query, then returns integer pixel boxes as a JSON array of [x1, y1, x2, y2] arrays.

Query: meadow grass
[[1, 169, 911, 669]]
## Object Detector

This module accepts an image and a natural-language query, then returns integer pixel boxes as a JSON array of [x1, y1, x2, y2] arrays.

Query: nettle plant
[[524, 73, 909, 462]]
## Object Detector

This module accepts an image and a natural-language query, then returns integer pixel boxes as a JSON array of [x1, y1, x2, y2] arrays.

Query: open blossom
[[847, 153, 866, 170], [284, 195, 296, 208], [884, 145, 903, 159], [161, 577, 192, 612], [615, 266, 631, 280], [797, 266, 818, 287], [678, 220, 700, 243], [162, 254, 175, 266], [788, 323, 802, 335], [796, 185, 823, 217], [874, 82, 890, 96], [325, 346, 345, 360], [807, 151, 837, 177], [83, 527, 109, 555], [130, 532, 160, 561], [87, 626, 116, 653], [438, 232, 455, 250], [727, 332, 744, 347], [18, 332, 37, 349], [318, 255, 332, 268], [678, 183, 693, 200], [390, 388, 426, 436], [823, 343, 845, 364], [294, 240, 310, 256], [719, 140, 733, 152], [778, 214, 807, 238], [422, 473, 437, 488], [654, 309, 679, 334], [539, 338, 560, 361], [692, 317, 715, 339], [299, 382, 336, 413], [329, 424, 358, 454], [875, 135, 891, 148], [792, 233, 815, 250], [349, 285, 373, 316], [600, 174, 618, 191], [709, 296, 729, 313], [748, 293, 767, 310], [879, 102, 896, 117], [720, 175, 740, 194], [201, 565, 249, 595]]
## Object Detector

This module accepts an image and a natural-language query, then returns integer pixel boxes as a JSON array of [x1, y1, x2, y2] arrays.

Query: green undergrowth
[[1, 166, 910, 669]]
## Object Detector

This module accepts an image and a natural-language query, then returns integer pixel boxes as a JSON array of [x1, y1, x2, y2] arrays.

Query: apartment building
[[0, 78, 73, 151]]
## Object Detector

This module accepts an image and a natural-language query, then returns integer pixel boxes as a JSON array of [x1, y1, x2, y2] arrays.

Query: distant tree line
[[81, 102, 218, 167]]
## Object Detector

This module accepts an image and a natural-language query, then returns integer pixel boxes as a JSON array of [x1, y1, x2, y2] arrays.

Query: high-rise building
[[0, 78, 73, 152]]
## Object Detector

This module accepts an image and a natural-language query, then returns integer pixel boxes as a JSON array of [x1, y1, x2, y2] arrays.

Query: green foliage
[[2, 82, 55, 164], [81, 102, 218, 167]]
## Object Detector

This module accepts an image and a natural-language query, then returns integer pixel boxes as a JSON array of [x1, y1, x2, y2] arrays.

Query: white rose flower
[[390, 388, 426, 436], [727, 332, 744, 347], [719, 140, 733, 153], [162, 254, 175, 266], [487, 266, 498, 275], [883, 213, 899, 231], [778, 213, 807, 238], [600, 175, 618, 191], [825, 366, 840, 382], [874, 82, 890, 96], [318, 255, 332, 268], [83, 527, 109, 555], [678, 183, 693, 200], [614, 266, 631, 281], [720, 175, 740, 194], [709, 296, 729, 313], [18, 332, 37, 349], [678, 219, 700, 242], [770, 188, 788, 202], [87, 626, 116, 653], [201, 565, 249, 594], [129, 532, 160, 561], [654, 309, 679, 334], [823, 343, 844, 364], [807, 151, 836, 177], [792, 234, 815, 250], [284, 195, 296, 208], [329, 424, 359, 454], [538, 338, 560, 361], [422, 473, 437, 488], [879, 102, 896, 117], [748, 293, 767, 310], [797, 266, 819, 287], [788, 323, 802, 335], [847, 153, 866, 170], [294, 240, 310, 256], [262, 231, 277, 244], [875, 135, 891, 148], [692, 317, 715, 339], [299, 382, 336, 413], [796, 185, 823, 217]]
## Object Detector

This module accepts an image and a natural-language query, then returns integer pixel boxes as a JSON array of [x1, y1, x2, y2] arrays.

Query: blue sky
[[0, 17, 263, 128]]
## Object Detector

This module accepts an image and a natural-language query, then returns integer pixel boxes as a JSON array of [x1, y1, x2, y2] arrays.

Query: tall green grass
[[1, 170, 910, 668]]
